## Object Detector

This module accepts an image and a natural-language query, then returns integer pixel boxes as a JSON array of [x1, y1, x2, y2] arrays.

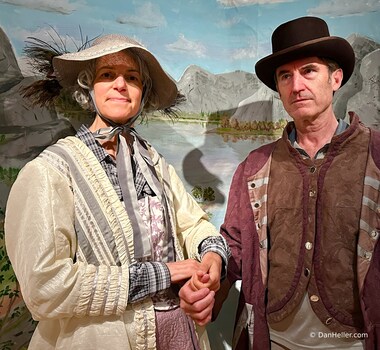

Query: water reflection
[[136, 118, 272, 228]]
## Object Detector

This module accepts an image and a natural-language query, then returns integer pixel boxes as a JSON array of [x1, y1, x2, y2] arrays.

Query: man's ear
[[332, 68, 344, 92]]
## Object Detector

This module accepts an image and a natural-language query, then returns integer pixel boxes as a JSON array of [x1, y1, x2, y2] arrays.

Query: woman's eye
[[127, 75, 141, 82], [96, 71, 114, 80], [101, 72, 114, 79]]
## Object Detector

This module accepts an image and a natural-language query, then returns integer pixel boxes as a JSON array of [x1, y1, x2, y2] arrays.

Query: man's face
[[275, 57, 343, 123]]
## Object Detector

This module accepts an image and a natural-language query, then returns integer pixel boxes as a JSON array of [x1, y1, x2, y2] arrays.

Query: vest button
[[310, 166, 316, 173], [304, 268, 310, 277], [309, 189, 316, 197], [310, 295, 319, 302], [305, 242, 313, 250], [325, 317, 333, 325]]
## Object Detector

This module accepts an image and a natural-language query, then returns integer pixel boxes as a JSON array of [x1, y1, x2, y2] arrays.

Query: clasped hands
[[167, 252, 222, 326]]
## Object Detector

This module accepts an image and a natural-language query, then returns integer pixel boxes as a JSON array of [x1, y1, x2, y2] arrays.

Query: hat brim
[[53, 40, 178, 110], [255, 36, 355, 91]]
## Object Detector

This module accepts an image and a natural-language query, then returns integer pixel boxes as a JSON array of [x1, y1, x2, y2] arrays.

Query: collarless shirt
[[288, 119, 349, 159]]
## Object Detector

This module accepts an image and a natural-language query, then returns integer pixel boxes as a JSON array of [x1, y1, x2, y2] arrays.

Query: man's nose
[[291, 72, 305, 92]]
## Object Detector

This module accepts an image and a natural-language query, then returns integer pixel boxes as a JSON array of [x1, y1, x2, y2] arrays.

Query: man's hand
[[166, 259, 205, 283]]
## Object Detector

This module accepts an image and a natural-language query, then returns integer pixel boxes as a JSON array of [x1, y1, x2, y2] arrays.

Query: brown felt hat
[[255, 16, 355, 91], [53, 34, 178, 110]]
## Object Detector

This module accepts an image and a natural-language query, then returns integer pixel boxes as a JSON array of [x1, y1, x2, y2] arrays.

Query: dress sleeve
[[199, 236, 231, 279], [165, 163, 224, 260], [128, 261, 171, 302], [5, 158, 129, 321]]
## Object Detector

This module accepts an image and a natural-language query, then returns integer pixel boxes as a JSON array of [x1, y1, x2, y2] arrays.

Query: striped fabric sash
[[41, 136, 135, 266]]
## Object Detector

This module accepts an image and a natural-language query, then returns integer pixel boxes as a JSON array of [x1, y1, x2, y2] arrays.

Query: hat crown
[[92, 34, 143, 48], [272, 17, 330, 53], [255, 16, 355, 91]]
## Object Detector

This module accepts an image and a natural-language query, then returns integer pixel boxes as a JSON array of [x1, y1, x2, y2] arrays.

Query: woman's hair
[[73, 48, 160, 113]]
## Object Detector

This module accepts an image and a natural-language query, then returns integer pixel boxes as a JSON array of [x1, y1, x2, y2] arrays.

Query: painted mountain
[[176, 64, 259, 115], [177, 34, 380, 129]]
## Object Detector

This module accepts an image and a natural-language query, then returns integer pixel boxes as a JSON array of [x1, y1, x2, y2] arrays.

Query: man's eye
[[304, 68, 316, 75], [280, 74, 290, 81]]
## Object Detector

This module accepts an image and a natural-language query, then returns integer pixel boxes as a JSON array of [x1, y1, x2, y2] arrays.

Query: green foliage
[[191, 186, 203, 200], [216, 117, 288, 135], [191, 186, 215, 202], [202, 187, 215, 201], [0, 168, 20, 187], [0, 208, 35, 349]]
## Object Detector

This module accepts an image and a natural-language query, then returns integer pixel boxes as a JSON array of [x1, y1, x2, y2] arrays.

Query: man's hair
[[319, 57, 341, 75]]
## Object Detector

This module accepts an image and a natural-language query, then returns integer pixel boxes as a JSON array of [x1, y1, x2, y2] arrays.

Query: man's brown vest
[[266, 124, 370, 334]]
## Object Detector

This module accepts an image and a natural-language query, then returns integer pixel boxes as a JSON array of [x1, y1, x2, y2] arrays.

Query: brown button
[[304, 268, 310, 277], [305, 242, 313, 250], [310, 295, 319, 302], [310, 166, 316, 173], [325, 317, 333, 325], [254, 202, 260, 208], [250, 182, 256, 188]]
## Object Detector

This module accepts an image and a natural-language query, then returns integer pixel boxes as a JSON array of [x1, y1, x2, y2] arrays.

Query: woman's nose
[[113, 75, 127, 89]]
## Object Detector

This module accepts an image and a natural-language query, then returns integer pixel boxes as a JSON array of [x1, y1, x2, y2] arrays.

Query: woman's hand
[[190, 252, 222, 292]]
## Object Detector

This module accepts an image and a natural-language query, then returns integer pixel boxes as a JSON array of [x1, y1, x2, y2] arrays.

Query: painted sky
[[0, 0, 379, 81]]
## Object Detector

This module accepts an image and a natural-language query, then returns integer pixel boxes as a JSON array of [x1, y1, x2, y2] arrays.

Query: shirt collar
[[288, 119, 349, 159], [289, 119, 349, 145], [76, 124, 114, 164]]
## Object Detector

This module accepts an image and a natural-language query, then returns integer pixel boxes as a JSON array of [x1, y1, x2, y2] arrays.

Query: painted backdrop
[[0, 0, 379, 349]]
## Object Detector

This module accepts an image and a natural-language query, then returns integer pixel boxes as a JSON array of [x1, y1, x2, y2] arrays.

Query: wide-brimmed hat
[[255, 16, 355, 91], [52, 34, 178, 110]]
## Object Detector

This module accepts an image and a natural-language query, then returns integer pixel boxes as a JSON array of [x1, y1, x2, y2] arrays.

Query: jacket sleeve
[[212, 162, 247, 320], [220, 162, 247, 284], [5, 159, 129, 321]]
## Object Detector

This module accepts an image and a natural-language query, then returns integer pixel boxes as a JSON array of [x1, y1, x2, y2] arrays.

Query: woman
[[5, 34, 229, 350]]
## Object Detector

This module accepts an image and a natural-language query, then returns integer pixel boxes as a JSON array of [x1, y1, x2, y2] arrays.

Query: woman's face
[[93, 50, 143, 124]]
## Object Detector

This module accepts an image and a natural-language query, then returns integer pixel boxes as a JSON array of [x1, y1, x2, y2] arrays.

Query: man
[[180, 16, 380, 350]]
